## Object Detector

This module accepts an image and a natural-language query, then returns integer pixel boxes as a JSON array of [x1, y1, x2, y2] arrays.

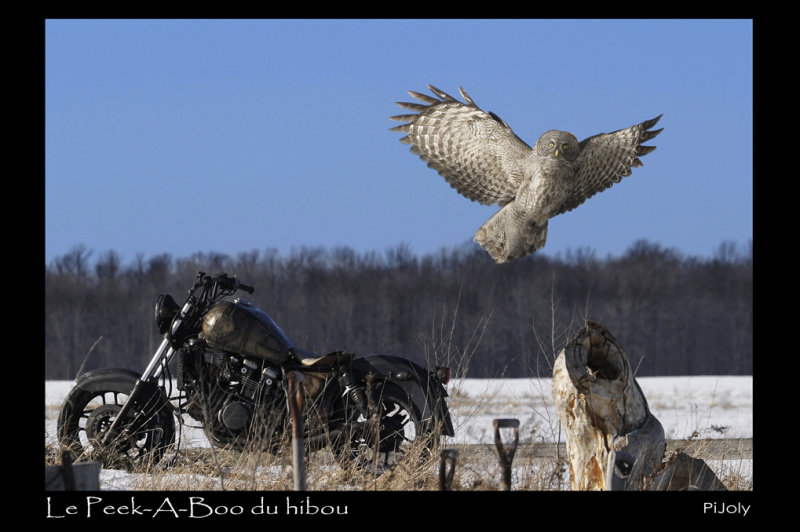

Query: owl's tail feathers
[[474, 207, 548, 264]]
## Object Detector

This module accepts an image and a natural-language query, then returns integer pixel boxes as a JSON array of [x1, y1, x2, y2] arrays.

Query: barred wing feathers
[[390, 85, 533, 206], [555, 115, 663, 216]]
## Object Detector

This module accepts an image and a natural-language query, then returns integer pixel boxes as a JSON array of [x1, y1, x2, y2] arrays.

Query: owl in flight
[[390, 85, 663, 263]]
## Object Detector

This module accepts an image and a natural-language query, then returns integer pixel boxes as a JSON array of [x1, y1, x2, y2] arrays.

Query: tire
[[57, 369, 175, 470], [334, 381, 437, 472]]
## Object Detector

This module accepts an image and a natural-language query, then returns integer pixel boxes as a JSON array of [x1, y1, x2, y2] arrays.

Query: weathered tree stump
[[552, 321, 726, 491]]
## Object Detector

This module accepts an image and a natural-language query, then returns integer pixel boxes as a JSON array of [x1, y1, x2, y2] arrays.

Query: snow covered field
[[45, 375, 752, 489], [444, 376, 753, 444]]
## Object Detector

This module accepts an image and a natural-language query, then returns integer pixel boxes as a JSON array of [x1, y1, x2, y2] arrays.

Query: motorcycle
[[57, 271, 454, 471]]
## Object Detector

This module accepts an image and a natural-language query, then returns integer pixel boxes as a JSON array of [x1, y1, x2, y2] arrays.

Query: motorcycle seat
[[291, 347, 355, 367]]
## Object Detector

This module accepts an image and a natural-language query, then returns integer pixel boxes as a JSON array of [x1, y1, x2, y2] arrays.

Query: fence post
[[287, 371, 306, 491]]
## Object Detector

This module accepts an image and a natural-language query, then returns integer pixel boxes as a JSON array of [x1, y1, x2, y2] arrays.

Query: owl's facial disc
[[546, 139, 569, 158], [537, 130, 578, 161], [541, 132, 579, 161]]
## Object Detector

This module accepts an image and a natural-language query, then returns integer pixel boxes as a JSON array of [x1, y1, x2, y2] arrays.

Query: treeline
[[44, 239, 752, 380]]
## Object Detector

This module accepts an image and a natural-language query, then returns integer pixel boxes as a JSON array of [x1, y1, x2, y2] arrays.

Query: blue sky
[[45, 19, 752, 266]]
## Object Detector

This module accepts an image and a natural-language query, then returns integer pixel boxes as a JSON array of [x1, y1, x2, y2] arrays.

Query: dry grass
[[45, 412, 751, 491], [47, 443, 750, 491], [44, 441, 563, 491], [46, 436, 444, 491]]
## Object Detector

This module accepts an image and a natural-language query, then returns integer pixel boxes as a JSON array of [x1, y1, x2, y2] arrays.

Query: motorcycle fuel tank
[[202, 300, 292, 364]]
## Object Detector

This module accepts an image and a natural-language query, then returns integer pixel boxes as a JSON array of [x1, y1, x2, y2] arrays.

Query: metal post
[[493, 418, 520, 491], [287, 371, 306, 491], [61, 449, 76, 491], [439, 449, 458, 491]]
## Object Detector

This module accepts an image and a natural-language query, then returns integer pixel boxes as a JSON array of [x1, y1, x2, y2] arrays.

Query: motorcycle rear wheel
[[57, 369, 175, 470], [334, 381, 437, 473]]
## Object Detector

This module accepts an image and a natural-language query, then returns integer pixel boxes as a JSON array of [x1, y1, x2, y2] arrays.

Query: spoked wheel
[[57, 369, 175, 470], [335, 381, 436, 473]]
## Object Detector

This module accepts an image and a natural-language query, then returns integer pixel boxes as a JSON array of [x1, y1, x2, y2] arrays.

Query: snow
[[45, 375, 752, 490], [441, 376, 753, 444]]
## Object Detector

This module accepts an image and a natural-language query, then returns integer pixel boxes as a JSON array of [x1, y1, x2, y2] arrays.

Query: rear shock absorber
[[340, 368, 369, 417]]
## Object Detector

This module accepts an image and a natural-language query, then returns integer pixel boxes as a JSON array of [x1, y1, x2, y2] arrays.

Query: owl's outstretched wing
[[390, 85, 533, 206], [554, 115, 663, 216]]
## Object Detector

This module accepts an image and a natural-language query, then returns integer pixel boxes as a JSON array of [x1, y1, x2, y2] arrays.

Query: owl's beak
[[554, 149, 560, 158]]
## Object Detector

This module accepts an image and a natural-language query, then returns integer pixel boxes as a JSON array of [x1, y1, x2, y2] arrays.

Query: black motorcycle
[[57, 271, 454, 471]]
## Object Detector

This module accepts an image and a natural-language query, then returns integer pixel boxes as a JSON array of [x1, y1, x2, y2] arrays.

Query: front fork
[[100, 338, 176, 446], [101, 295, 196, 446]]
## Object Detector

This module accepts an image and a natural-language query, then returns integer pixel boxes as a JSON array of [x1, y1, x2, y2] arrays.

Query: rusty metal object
[[287, 371, 306, 491], [439, 449, 458, 491], [493, 418, 520, 491]]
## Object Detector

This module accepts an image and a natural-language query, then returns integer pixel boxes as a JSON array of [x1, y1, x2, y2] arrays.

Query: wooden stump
[[552, 321, 726, 491]]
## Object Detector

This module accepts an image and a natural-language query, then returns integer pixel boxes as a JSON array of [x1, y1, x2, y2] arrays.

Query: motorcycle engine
[[178, 344, 282, 437], [217, 356, 281, 432]]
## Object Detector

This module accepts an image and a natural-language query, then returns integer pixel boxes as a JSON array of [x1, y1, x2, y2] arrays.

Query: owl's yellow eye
[[562, 144, 569, 151], [548, 142, 554, 148]]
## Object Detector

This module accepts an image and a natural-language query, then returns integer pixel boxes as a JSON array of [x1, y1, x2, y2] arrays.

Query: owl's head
[[535, 130, 580, 162]]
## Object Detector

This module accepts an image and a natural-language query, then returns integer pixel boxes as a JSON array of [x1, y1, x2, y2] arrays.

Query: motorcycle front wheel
[[57, 368, 175, 470], [334, 381, 437, 472]]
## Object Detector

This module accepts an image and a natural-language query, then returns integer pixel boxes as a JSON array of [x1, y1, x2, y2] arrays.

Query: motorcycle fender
[[350, 354, 455, 437], [74, 367, 140, 387], [72, 367, 175, 413]]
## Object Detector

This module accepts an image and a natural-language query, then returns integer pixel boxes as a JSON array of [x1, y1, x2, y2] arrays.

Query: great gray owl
[[390, 85, 663, 263]]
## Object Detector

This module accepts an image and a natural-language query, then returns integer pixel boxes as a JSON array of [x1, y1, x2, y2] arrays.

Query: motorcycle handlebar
[[199, 272, 255, 294], [237, 281, 255, 294]]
